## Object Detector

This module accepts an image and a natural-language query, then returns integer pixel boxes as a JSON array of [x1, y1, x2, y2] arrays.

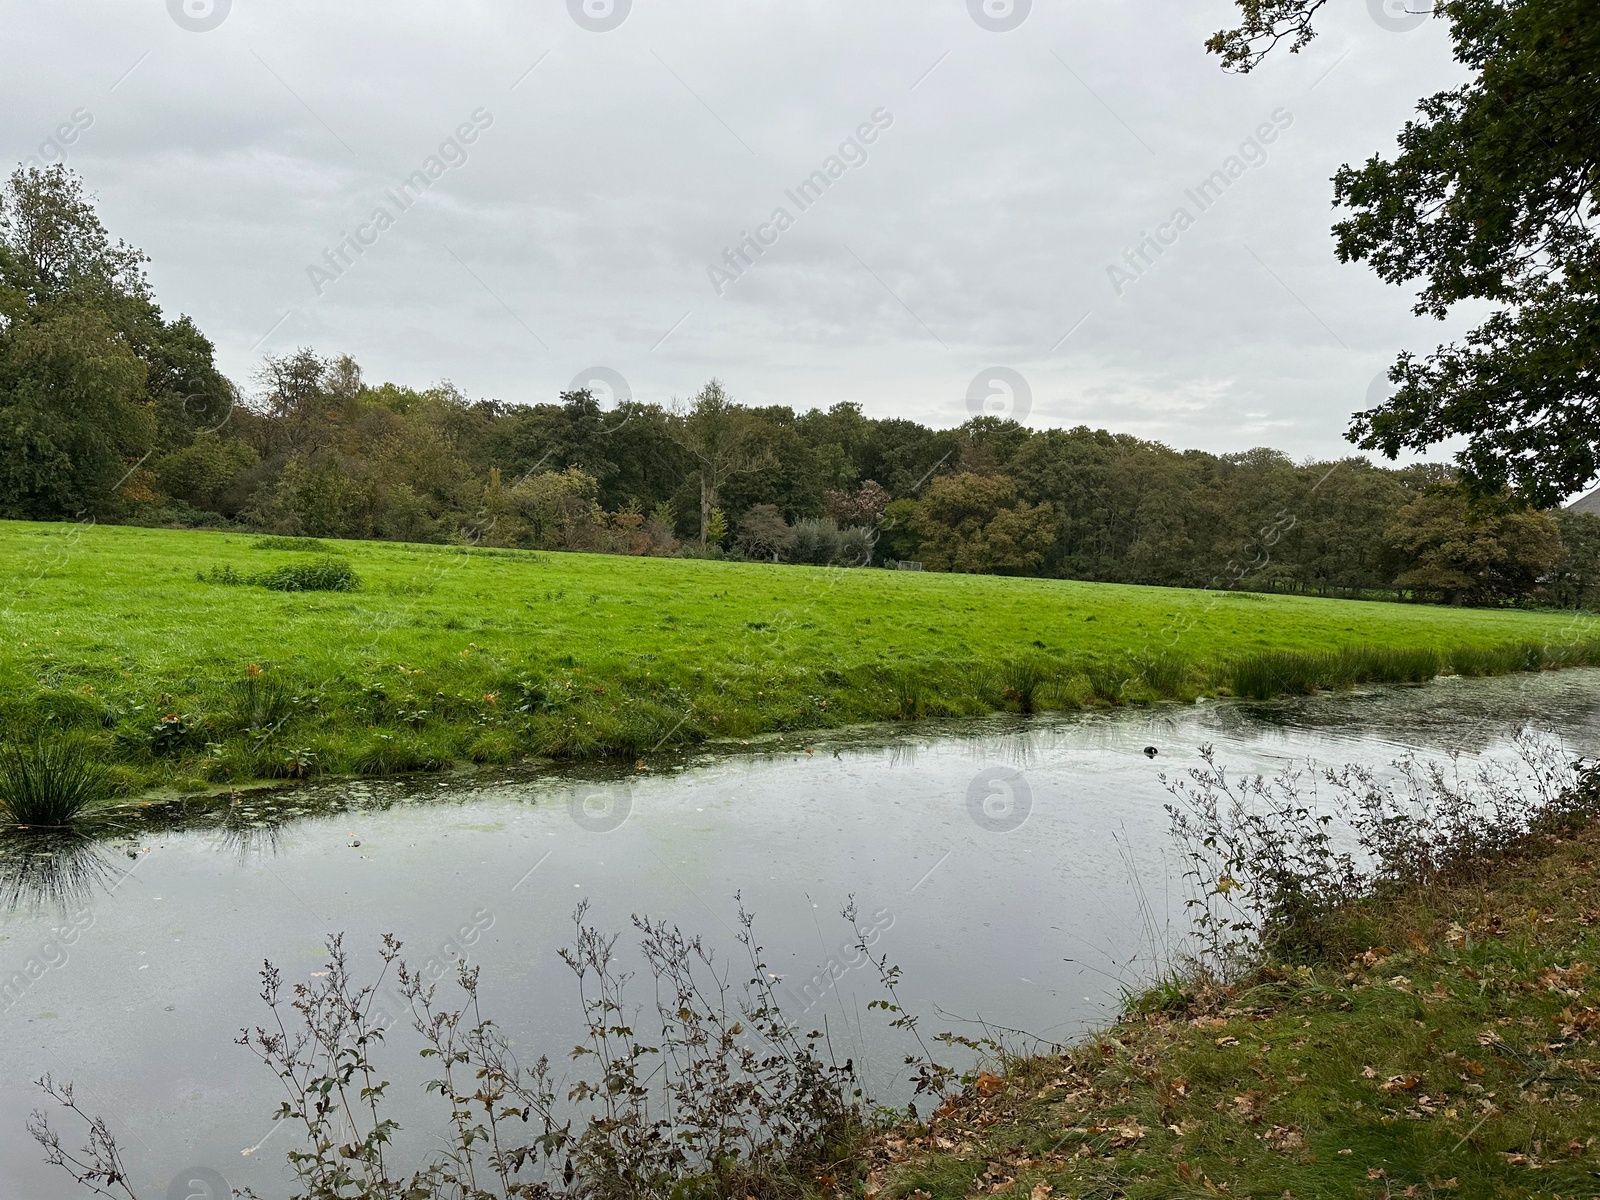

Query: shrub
[[250, 536, 331, 552], [837, 524, 875, 567], [786, 517, 844, 566], [197, 557, 360, 592], [1166, 734, 1594, 974], [0, 737, 109, 828], [33, 903, 910, 1200], [735, 503, 791, 561], [253, 556, 360, 592]]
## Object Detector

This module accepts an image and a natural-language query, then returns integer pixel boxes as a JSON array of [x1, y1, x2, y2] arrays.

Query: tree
[[152, 430, 258, 513], [0, 165, 239, 519], [1211, 0, 1600, 506], [1549, 510, 1600, 609], [911, 472, 1054, 575], [507, 467, 604, 550], [0, 308, 150, 517], [1384, 485, 1562, 604], [668, 379, 773, 544], [823, 480, 890, 527], [0, 164, 148, 311], [736, 503, 791, 562]]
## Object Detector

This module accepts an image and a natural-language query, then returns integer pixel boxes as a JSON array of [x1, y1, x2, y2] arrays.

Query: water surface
[[3, 669, 1598, 1199]]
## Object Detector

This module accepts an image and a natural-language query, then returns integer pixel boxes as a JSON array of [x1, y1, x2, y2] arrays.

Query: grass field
[[1, 519, 1596, 796]]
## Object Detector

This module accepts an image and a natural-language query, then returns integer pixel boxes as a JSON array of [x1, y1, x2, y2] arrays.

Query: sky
[[3, 0, 1473, 463]]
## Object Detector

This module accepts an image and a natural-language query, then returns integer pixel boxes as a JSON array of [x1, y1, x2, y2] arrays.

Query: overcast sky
[[4, 0, 1471, 462]]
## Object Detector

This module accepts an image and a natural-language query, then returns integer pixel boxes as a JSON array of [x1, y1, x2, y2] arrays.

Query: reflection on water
[[0, 832, 125, 913]]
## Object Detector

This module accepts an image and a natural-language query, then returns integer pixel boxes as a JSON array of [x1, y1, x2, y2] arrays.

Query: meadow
[[1, 519, 1596, 796]]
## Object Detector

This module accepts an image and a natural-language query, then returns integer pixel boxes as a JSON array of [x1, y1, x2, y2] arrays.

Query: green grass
[[0, 736, 108, 827], [1, 520, 1597, 795], [868, 823, 1600, 1199]]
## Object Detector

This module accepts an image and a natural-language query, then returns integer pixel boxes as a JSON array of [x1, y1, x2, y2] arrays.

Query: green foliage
[[911, 472, 1053, 575], [252, 556, 360, 592], [704, 505, 728, 546], [1549, 510, 1600, 610], [199, 556, 360, 592], [1385, 485, 1564, 605], [250, 535, 330, 552], [0, 308, 152, 517], [1211, 0, 1600, 504], [1135, 651, 1190, 698], [0, 165, 234, 521], [0, 736, 108, 827], [350, 732, 448, 775], [9, 167, 1599, 605]]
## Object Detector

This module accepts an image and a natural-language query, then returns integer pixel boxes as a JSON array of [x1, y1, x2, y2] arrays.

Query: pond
[[3, 669, 1600, 1199]]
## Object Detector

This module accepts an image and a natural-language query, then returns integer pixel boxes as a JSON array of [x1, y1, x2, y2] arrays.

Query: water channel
[[4, 669, 1599, 1198]]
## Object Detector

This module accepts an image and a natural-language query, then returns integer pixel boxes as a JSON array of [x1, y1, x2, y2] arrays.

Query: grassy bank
[[1, 519, 1596, 795], [864, 818, 1600, 1199]]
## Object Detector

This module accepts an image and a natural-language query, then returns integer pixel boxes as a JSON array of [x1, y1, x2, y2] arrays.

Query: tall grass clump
[[1135, 651, 1190, 698], [0, 738, 108, 828], [350, 732, 449, 775], [198, 556, 359, 592], [1447, 640, 1544, 677], [252, 556, 360, 592], [1084, 658, 1130, 704], [997, 653, 1059, 714], [250, 536, 331, 552], [883, 663, 948, 719], [1227, 645, 1443, 700], [232, 666, 294, 734]]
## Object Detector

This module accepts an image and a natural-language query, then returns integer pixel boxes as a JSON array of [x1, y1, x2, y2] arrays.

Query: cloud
[[1, 0, 1472, 460]]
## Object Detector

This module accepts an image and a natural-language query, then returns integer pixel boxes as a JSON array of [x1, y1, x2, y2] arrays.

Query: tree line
[[2, 163, 1597, 609]]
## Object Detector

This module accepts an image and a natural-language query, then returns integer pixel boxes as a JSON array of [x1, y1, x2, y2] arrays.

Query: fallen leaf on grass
[[1214, 1035, 1240, 1047], [1264, 1124, 1304, 1151], [1029, 1184, 1052, 1200], [1536, 963, 1590, 996], [1232, 1091, 1266, 1121], [1380, 1075, 1422, 1093], [975, 1071, 1003, 1097], [1108, 1117, 1147, 1147]]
